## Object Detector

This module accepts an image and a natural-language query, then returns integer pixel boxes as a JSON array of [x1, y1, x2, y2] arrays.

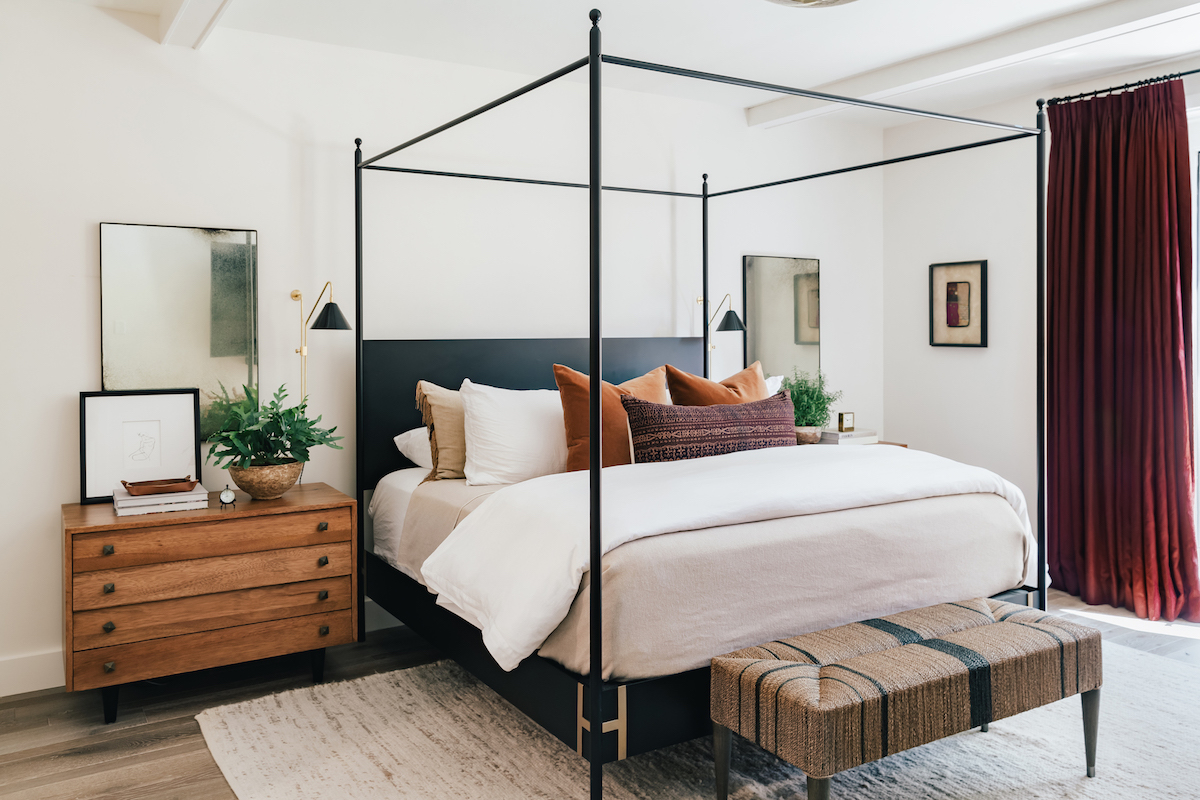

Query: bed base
[[367, 550, 1035, 763], [366, 551, 710, 763]]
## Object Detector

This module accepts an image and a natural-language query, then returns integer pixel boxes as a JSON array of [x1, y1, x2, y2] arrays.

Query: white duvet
[[420, 444, 1033, 672]]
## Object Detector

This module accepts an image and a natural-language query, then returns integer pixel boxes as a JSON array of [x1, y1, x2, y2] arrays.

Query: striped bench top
[[710, 598, 1102, 779]]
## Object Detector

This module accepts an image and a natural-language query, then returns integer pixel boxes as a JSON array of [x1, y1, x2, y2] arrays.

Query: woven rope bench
[[710, 598, 1102, 800]]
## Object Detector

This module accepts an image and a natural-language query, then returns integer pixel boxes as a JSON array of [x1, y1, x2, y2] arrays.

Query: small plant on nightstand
[[207, 385, 343, 500], [780, 370, 842, 444]]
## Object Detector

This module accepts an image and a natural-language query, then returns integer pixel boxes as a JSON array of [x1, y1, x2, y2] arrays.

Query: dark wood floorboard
[[0, 625, 439, 799], [3, 593, 1197, 798]]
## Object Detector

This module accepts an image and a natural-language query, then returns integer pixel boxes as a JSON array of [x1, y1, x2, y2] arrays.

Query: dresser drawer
[[72, 508, 352, 572], [72, 576, 352, 651], [73, 543, 351, 611], [72, 610, 353, 691]]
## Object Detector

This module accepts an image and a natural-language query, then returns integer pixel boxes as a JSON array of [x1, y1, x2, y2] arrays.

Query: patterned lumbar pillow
[[620, 392, 796, 464]]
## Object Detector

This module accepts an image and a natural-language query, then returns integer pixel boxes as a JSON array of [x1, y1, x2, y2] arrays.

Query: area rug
[[197, 641, 1199, 799]]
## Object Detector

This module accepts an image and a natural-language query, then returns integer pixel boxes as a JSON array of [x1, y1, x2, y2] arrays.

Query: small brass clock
[[219, 484, 236, 510]]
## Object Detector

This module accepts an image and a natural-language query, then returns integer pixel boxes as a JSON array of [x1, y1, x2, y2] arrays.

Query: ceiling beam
[[746, 0, 1200, 128], [159, 0, 235, 49]]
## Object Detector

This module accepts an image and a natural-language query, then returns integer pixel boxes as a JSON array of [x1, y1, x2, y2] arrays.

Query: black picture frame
[[79, 388, 202, 504], [929, 260, 988, 347]]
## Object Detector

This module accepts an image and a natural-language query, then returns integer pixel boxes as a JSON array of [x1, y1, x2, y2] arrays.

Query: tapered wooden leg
[[101, 685, 119, 724], [311, 648, 326, 684], [1082, 688, 1100, 778], [807, 775, 831, 800], [713, 723, 732, 800]]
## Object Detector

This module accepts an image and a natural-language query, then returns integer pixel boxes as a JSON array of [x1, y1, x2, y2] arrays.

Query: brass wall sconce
[[290, 282, 352, 400]]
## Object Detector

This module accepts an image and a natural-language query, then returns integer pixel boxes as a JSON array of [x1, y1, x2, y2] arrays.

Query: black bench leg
[[101, 685, 119, 724], [981, 722, 989, 732], [1082, 688, 1100, 778], [713, 723, 732, 800], [807, 775, 831, 800]]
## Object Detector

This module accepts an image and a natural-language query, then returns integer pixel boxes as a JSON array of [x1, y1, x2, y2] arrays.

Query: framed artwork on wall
[[929, 260, 987, 347], [793, 273, 820, 345], [79, 389, 201, 504]]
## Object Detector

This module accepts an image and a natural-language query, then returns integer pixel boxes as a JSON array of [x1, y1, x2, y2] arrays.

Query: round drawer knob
[[317, 590, 329, 601], [102, 621, 116, 633], [318, 625, 330, 636], [102, 545, 115, 556], [103, 662, 116, 673], [317, 556, 329, 567], [317, 521, 329, 532], [103, 583, 115, 594]]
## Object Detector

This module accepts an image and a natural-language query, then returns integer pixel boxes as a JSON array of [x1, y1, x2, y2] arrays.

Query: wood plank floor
[[3, 591, 1198, 798]]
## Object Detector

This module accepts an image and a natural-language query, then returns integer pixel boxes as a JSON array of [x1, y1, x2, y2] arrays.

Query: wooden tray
[[120, 476, 199, 496]]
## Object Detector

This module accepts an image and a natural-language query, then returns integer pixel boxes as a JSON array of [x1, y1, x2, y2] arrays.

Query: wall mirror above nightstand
[[743, 255, 820, 378], [100, 223, 258, 440]]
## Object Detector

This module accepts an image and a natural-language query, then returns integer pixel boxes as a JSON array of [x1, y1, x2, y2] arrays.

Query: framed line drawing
[[929, 260, 987, 347], [79, 389, 201, 504]]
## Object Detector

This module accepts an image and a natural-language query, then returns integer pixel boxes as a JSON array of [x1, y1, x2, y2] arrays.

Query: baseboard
[[0, 648, 66, 698]]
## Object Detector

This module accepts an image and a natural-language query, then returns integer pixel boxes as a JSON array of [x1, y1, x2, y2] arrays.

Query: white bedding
[[367, 467, 427, 575], [420, 444, 1034, 672]]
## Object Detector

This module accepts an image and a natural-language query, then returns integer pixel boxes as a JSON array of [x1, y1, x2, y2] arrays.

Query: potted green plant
[[779, 370, 843, 444], [207, 385, 343, 500]]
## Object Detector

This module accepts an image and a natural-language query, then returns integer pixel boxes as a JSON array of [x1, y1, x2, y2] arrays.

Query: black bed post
[[587, 9, 604, 800], [1035, 101, 1048, 612], [702, 174, 710, 378], [355, 138, 367, 640]]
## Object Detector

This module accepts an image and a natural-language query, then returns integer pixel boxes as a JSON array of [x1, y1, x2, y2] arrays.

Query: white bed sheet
[[367, 467, 427, 576]]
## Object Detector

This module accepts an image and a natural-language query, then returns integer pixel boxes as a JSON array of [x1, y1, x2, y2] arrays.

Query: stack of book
[[818, 428, 878, 446], [112, 484, 210, 516]]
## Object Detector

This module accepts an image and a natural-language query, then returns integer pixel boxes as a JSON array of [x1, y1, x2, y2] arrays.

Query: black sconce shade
[[715, 309, 746, 332], [311, 301, 352, 330]]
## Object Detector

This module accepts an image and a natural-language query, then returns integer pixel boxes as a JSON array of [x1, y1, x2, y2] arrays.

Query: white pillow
[[393, 426, 434, 470], [459, 379, 568, 485], [765, 374, 784, 395]]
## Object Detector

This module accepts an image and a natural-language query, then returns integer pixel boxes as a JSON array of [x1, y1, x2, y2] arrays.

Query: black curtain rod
[[1048, 66, 1200, 105], [360, 57, 589, 167], [709, 130, 1036, 198], [603, 54, 1038, 134], [362, 164, 702, 198]]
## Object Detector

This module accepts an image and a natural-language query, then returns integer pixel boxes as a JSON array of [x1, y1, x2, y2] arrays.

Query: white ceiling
[[65, 0, 1200, 126]]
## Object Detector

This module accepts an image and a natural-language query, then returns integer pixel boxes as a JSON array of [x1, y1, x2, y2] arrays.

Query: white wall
[[0, 0, 883, 696], [882, 72, 1200, 518]]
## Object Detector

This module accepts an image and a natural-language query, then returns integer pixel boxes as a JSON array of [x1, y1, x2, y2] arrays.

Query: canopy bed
[[352, 11, 1048, 799]]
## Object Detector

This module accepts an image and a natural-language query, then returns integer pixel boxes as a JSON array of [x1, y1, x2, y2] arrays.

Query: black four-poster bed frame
[[353, 11, 1048, 798]]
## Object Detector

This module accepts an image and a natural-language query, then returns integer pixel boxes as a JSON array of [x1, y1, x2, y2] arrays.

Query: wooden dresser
[[62, 482, 357, 723]]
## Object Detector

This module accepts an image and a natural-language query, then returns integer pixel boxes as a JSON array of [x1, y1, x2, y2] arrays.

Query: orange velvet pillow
[[553, 364, 670, 471], [665, 362, 770, 406]]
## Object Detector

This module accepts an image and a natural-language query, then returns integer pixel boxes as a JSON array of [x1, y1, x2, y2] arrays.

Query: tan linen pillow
[[665, 362, 770, 406], [553, 364, 669, 472], [415, 381, 466, 481]]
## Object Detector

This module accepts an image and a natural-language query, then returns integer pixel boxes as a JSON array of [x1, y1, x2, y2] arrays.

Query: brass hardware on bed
[[576, 683, 628, 760]]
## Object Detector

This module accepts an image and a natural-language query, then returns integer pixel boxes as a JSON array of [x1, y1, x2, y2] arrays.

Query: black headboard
[[360, 337, 703, 491]]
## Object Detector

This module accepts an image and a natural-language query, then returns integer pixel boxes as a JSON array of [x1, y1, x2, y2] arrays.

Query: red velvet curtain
[[1047, 80, 1200, 621]]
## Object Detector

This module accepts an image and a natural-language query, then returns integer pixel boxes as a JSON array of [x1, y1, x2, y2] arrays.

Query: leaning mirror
[[100, 223, 258, 440], [743, 255, 819, 379]]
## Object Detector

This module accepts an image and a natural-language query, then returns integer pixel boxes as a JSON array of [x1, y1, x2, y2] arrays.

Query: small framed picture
[[929, 260, 987, 347], [80, 389, 201, 504]]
